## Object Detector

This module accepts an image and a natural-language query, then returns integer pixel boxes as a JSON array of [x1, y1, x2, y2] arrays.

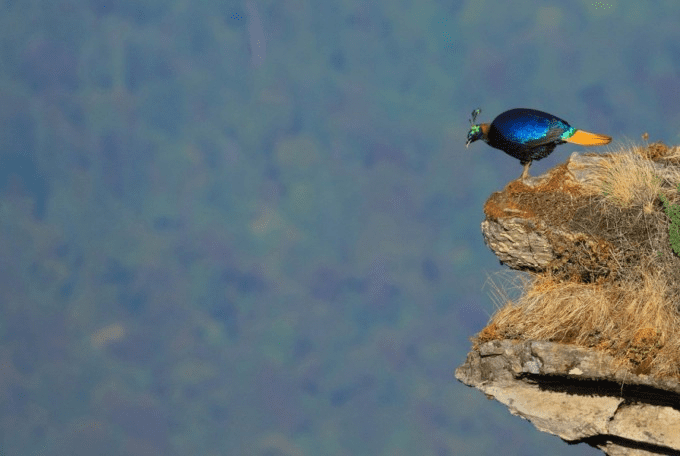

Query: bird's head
[[466, 108, 484, 147]]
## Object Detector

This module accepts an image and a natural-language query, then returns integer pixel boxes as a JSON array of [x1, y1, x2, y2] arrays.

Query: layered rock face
[[456, 340, 680, 456]]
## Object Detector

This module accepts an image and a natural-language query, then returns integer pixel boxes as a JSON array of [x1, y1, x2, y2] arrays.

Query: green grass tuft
[[659, 183, 680, 257]]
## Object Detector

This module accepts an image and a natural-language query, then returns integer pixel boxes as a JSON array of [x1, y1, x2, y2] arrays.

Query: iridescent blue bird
[[466, 108, 612, 180]]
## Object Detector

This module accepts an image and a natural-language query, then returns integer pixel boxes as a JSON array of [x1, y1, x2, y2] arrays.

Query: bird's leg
[[521, 162, 531, 180]]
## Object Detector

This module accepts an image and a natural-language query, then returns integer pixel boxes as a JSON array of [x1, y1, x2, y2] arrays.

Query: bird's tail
[[565, 130, 612, 146]]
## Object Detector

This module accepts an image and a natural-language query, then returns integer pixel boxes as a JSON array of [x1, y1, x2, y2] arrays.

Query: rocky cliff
[[456, 142, 680, 456]]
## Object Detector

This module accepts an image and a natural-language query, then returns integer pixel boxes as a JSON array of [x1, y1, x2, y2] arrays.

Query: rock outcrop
[[455, 339, 680, 456], [456, 144, 680, 456]]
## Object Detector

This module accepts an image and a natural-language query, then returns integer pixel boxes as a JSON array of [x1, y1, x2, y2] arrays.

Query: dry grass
[[580, 139, 680, 208], [474, 140, 680, 378]]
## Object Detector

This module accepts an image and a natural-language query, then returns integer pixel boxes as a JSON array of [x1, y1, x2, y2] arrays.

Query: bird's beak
[[465, 139, 471, 148]]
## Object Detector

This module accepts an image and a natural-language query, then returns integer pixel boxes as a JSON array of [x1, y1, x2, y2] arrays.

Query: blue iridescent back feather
[[486, 108, 576, 164], [492, 109, 574, 144]]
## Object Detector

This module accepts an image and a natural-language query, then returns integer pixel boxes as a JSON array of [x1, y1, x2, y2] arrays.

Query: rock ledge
[[455, 340, 680, 456]]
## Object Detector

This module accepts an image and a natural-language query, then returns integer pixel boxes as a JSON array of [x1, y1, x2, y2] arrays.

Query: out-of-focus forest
[[0, 0, 677, 454]]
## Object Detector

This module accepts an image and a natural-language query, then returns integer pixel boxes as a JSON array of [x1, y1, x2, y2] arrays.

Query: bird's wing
[[522, 126, 568, 147]]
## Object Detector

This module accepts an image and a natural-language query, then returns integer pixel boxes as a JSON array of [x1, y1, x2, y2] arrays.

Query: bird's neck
[[480, 123, 491, 140]]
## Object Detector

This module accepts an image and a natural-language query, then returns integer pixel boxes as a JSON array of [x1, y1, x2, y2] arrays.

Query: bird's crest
[[466, 108, 483, 147], [469, 108, 481, 125]]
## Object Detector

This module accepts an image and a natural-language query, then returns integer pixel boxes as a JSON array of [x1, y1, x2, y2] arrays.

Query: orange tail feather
[[565, 129, 612, 146]]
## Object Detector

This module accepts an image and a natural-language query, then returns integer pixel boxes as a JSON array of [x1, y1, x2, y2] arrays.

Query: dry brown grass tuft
[[474, 140, 680, 379], [580, 140, 680, 207]]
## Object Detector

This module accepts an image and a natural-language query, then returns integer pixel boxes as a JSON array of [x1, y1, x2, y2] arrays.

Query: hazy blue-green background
[[1, 0, 677, 454]]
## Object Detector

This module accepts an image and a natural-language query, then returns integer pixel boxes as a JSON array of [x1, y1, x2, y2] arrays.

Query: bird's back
[[488, 108, 573, 163]]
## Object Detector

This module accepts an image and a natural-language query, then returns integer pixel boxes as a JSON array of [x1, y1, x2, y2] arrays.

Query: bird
[[465, 108, 612, 180]]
